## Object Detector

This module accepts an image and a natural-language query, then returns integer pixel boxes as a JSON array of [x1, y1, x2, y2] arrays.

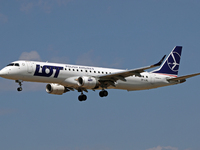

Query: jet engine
[[46, 84, 69, 95], [77, 76, 99, 89]]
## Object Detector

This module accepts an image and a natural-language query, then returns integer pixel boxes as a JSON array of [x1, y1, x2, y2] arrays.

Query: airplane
[[0, 46, 200, 101]]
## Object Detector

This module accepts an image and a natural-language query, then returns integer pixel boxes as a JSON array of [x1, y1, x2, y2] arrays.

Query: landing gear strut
[[15, 80, 23, 92], [99, 90, 108, 97], [77, 88, 87, 101]]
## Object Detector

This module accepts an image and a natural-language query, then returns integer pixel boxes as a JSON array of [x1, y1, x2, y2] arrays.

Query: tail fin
[[152, 46, 182, 76]]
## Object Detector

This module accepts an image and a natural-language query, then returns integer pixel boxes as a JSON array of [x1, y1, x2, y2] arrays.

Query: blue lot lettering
[[34, 65, 63, 78]]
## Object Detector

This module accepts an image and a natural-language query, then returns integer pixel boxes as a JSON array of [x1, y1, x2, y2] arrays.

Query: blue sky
[[1, 0, 200, 150]]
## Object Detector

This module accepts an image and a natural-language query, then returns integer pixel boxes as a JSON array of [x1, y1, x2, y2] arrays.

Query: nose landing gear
[[15, 80, 23, 92], [17, 87, 22, 91]]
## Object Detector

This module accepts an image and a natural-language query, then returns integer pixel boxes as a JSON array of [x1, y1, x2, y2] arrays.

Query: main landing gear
[[99, 90, 108, 97], [78, 93, 87, 101], [15, 80, 23, 92], [78, 90, 108, 101]]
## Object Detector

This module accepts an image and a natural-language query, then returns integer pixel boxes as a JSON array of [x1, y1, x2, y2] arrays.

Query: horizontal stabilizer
[[168, 72, 200, 81]]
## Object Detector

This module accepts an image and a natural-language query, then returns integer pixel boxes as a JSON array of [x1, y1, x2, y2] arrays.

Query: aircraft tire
[[99, 90, 108, 97], [78, 94, 87, 101], [103, 90, 108, 97], [17, 87, 22, 91], [99, 91, 104, 97]]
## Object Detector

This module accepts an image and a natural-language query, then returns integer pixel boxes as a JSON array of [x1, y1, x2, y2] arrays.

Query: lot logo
[[34, 65, 63, 78], [167, 51, 180, 72]]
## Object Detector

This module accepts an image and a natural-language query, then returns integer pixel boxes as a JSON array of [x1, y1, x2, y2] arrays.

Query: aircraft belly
[[114, 77, 152, 91]]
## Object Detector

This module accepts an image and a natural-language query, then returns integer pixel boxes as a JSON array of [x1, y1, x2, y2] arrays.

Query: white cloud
[[75, 50, 101, 66], [163, 146, 178, 150], [50, 56, 70, 64], [56, 0, 72, 6], [19, 0, 72, 13], [44, 45, 70, 63], [20, 2, 34, 13], [38, 0, 52, 13], [75, 50, 123, 68], [146, 146, 178, 150], [108, 57, 124, 68], [0, 13, 8, 23], [19, 51, 42, 61]]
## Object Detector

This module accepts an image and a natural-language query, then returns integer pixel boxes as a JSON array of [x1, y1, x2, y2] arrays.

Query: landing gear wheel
[[78, 94, 87, 101], [16, 80, 23, 92], [99, 91, 104, 97], [103, 90, 108, 97], [17, 87, 22, 91], [99, 90, 108, 97]]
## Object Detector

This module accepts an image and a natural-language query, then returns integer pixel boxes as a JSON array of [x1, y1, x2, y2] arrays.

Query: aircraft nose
[[0, 68, 8, 77]]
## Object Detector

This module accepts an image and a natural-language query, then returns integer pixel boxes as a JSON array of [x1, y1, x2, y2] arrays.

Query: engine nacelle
[[46, 84, 68, 95], [77, 76, 99, 89]]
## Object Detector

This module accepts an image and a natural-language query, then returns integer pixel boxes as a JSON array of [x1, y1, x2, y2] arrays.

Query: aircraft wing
[[98, 55, 166, 82], [168, 72, 200, 81]]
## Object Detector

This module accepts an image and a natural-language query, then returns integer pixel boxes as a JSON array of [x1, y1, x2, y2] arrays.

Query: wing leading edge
[[98, 55, 166, 82]]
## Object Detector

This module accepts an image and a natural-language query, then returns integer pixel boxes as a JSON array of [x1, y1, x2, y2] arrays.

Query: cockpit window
[[7, 63, 14, 66], [7, 63, 20, 67]]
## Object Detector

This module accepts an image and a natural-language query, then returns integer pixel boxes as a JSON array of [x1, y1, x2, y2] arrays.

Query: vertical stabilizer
[[152, 46, 182, 76]]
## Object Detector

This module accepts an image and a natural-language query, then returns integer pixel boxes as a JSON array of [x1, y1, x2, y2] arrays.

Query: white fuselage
[[0, 60, 177, 91]]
